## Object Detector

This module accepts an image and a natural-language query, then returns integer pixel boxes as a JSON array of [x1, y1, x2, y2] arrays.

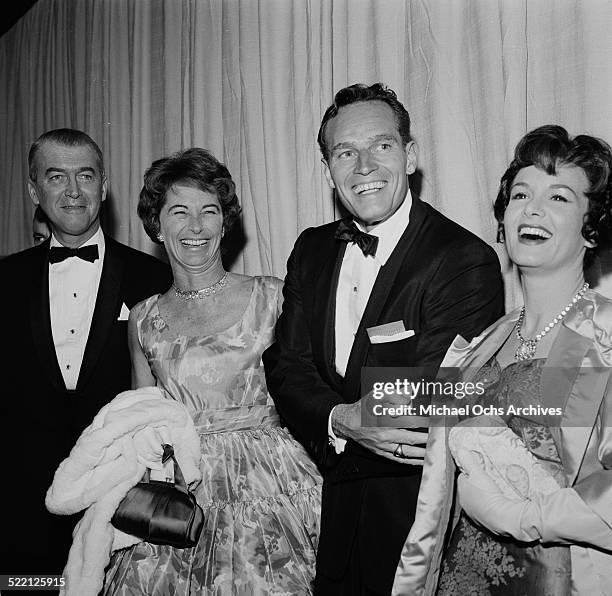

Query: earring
[[496, 224, 504, 244], [158, 233, 165, 242]]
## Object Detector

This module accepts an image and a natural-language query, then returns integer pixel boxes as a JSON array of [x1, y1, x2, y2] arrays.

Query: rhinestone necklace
[[514, 282, 589, 361], [172, 272, 228, 300]]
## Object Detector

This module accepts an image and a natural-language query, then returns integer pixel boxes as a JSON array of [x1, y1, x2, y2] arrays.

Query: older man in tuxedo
[[263, 84, 504, 594], [0, 129, 171, 576]]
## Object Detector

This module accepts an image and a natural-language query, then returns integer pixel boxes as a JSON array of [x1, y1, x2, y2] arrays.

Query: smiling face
[[28, 142, 107, 248], [159, 184, 224, 275], [503, 164, 592, 275], [322, 101, 417, 231]]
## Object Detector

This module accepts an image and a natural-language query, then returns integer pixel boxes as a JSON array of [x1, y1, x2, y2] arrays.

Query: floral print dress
[[104, 276, 322, 595], [437, 358, 571, 596]]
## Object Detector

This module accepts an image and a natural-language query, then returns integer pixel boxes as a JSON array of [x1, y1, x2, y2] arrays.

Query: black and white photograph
[[1, 1, 612, 595]]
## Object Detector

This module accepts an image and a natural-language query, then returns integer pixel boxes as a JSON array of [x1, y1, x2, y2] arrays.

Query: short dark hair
[[33, 205, 49, 224], [138, 147, 241, 244], [317, 83, 412, 161], [494, 125, 612, 264], [28, 128, 105, 181]]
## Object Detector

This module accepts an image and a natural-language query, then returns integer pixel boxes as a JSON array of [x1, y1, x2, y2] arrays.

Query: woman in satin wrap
[[391, 125, 612, 596]]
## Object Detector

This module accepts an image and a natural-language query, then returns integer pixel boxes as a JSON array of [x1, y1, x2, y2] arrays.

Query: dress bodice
[[104, 276, 323, 596], [136, 276, 283, 432], [438, 356, 570, 595], [469, 357, 565, 482]]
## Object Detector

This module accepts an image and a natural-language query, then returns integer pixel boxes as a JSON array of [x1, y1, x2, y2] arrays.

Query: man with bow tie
[[0, 129, 171, 578], [263, 84, 504, 594]]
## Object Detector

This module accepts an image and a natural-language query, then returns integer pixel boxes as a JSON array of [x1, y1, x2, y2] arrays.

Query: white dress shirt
[[49, 228, 105, 390], [329, 191, 412, 452]]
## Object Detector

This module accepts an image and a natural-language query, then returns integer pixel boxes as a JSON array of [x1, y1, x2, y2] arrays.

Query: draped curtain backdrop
[[2, 0, 612, 308]]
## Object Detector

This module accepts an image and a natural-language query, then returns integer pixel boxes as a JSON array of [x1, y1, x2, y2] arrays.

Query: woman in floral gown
[[104, 148, 322, 595]]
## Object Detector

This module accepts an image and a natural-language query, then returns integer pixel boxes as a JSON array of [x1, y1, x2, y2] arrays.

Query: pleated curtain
[[2, 0, 612, 307]]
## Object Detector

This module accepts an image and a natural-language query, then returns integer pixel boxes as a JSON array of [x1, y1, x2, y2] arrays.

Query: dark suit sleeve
[[409, 238, 503, 367], [263, 230, 341, 465], [122, 248, 172, 307], [264, 228, 504, 467]]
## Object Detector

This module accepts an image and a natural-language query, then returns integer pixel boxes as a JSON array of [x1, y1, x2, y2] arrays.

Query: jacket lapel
[[342, 199, 429, 399], [545, 318, 610, 486], [29, 241, 66, 392], [77, 236, 124, 390], [454, 312, 520, 379], [311, 226, 347, 391], [448, 298, 609, 488]]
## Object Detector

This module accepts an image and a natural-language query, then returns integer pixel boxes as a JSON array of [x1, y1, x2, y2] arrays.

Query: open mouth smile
[[180, 239, 209, 247], [353, 181, 387, 195], [518, 225, 552, 242]]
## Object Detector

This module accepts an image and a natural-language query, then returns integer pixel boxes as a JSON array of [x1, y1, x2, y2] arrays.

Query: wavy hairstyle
[[494, 125, 612, 264], [138, 148, 241, 244], [28, 128, 105, 181], [317, 83, 412, 161]]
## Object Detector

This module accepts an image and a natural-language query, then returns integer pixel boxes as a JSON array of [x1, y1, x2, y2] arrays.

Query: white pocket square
[[369, 329, 415, 344], [118, 303, 130, 321]]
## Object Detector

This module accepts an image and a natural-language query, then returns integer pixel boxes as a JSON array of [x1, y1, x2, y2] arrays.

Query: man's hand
[[331, 400, 428, 464]]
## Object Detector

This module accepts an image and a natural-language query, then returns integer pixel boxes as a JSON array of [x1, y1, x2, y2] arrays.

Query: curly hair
[[317, 83, 412, 161], [494, 125, 612, 264], [138, 148, 241, 244]]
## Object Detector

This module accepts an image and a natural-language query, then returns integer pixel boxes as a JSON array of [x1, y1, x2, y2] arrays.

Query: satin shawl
[[392, 289, 612, 596]]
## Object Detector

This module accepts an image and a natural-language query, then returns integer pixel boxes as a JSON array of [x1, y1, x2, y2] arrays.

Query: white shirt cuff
[[328, 405, 347, 454]]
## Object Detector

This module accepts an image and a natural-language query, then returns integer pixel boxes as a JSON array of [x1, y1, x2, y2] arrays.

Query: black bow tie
[[49, 244, 99, 264], [334, 220, 379, 257]]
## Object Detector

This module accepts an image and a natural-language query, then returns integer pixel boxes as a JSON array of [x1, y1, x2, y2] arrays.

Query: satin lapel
[[341, 199, 518, 399], [544, 324, 609, 486], [29, 242, 66, 392], [77, 237, 124, 390], [452, 312, 520, 381], [342, 201, 428, 399], [311, 229, 346, 390]]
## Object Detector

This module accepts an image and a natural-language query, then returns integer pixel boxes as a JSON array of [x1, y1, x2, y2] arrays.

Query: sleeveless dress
[[437, 358, 571, 596], [104, 276, 322, 595]]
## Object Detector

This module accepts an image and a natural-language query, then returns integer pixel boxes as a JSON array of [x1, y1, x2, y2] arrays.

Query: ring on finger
[[393, 443, 406, 458]]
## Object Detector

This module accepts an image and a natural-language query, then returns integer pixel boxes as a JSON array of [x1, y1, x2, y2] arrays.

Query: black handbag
[[111, 444, 204, 548]]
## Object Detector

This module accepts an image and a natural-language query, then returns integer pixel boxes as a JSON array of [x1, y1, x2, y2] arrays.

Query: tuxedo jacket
[[0, 234, 171, 574], [263, 197, 504, 593]]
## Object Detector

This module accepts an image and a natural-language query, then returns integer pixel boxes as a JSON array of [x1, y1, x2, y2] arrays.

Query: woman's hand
[[523, 488, 612, 548], [458, 470, 612, 549], [457, 470, 538, 541], [133, 425, 169, 469]]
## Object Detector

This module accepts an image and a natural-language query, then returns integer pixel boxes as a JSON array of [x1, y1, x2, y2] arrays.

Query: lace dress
[[104, 276, 322, 595], [437, 358, 571, 596]]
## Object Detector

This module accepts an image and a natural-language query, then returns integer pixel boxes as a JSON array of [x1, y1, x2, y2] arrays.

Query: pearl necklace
[[514, 282, 589, 361], [172, 272, 228, 300]]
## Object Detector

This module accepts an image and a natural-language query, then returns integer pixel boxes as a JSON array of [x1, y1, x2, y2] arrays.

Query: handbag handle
[[142, 444, 189, 493]]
